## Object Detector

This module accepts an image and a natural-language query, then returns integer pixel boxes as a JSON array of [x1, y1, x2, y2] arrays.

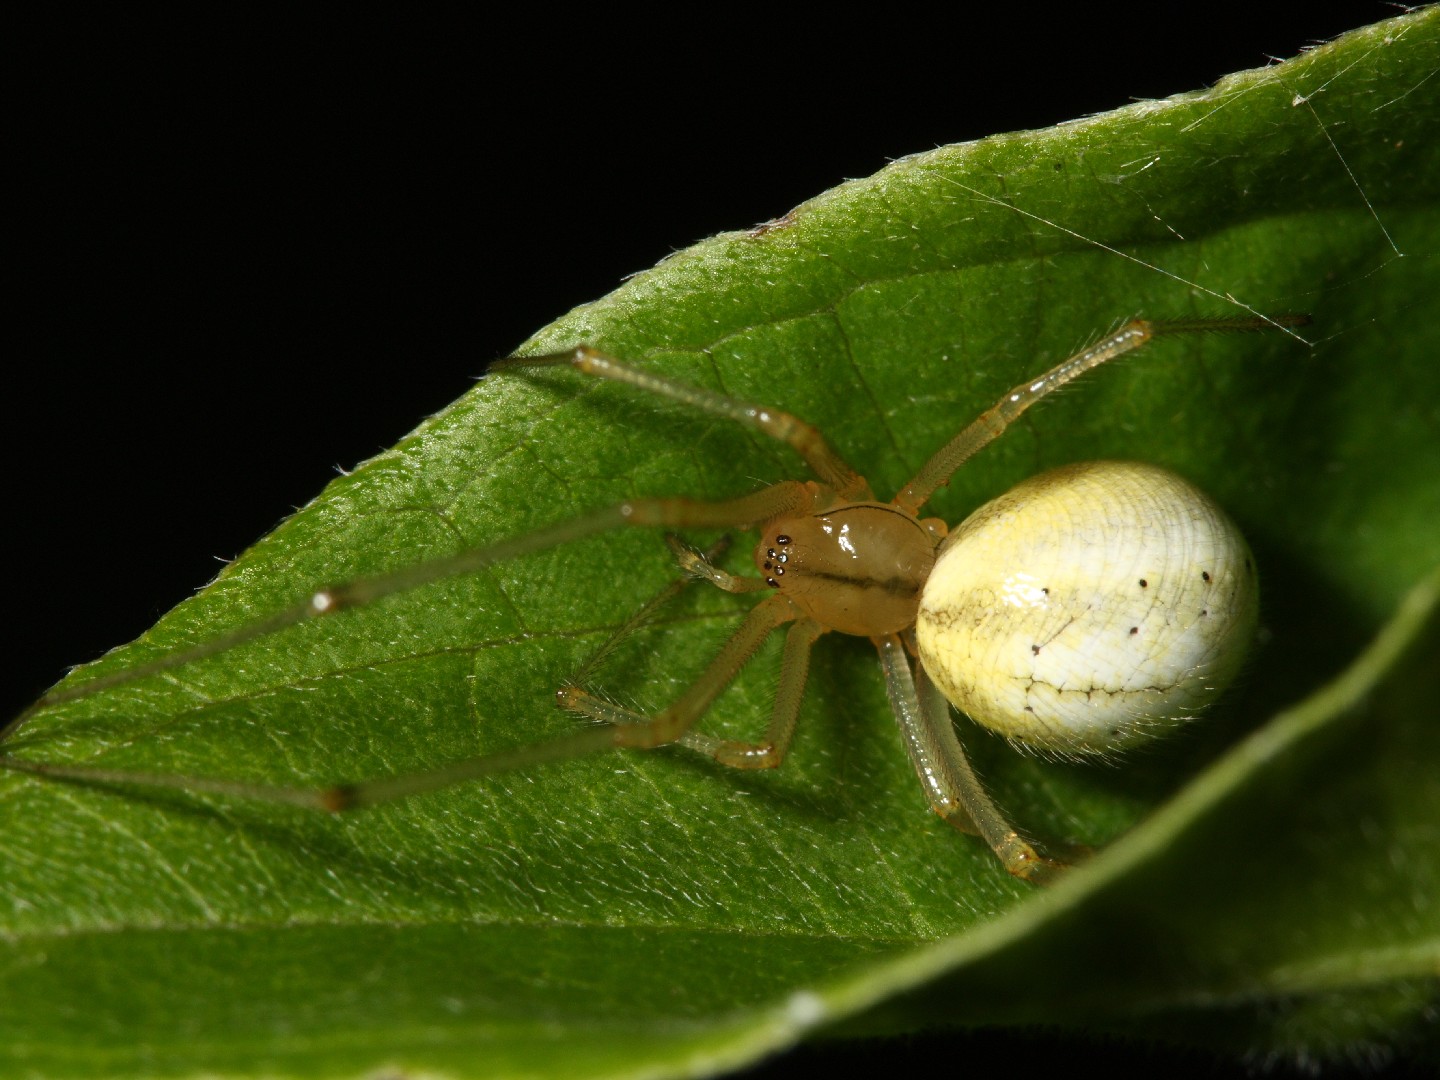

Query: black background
[[13, 7, 1431, 1077]]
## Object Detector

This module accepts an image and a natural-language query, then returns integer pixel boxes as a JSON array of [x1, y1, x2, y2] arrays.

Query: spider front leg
[[0, 480, 819, 747], [493, 347, 873, 500], [0, 485, 823, 809]]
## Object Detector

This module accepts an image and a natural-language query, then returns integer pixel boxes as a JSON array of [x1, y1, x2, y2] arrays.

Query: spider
[[0, 314, 1305, 883]]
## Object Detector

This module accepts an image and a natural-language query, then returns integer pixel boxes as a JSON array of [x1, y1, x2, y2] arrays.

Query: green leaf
[[4, 11, 1438, 1078]]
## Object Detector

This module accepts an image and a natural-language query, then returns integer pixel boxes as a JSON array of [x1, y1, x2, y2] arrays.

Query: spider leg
[[893, 315, 1310, 515], [1, 481, 820, 748], [875, 633, 1068, 885], [2, 487, 822, 820], [494, 347, 873, 500], [561, 529, 813, 769], [678, 618, 824, 768], [564, 535, 740, 692], [556, 590, 808, 758], [329, 592, 806, 808], [2, 593, 803, 811]]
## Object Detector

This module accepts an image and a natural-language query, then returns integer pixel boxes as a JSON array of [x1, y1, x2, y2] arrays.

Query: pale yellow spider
[[0, 315, 1304, 882]]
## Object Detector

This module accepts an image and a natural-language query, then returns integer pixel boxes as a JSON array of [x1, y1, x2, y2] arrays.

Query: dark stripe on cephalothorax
[[799, 567, 921, 598]]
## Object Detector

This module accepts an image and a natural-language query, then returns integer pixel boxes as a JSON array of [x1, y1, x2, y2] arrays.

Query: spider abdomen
[[915, 461, 1257, 756]]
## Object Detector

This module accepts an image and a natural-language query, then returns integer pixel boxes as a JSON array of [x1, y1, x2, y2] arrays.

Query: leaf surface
[[3, 12, 1438, 1077]]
